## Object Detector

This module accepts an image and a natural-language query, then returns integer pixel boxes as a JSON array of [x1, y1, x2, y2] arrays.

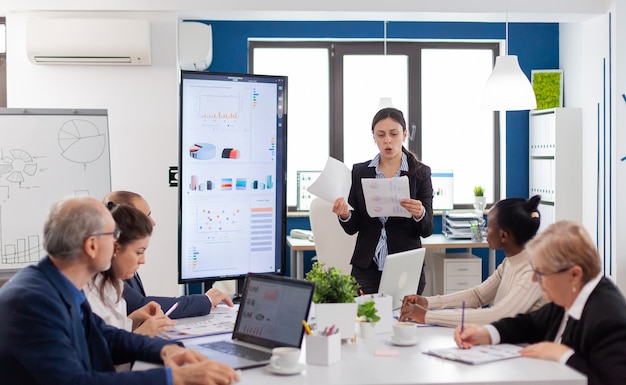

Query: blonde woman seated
[[399, 195, 546, 327], [456, 221, 626, 385], [86, 203, 175, 340]]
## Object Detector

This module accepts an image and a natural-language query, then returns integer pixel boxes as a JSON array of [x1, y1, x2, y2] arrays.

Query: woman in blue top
[[332, 107, 434, 294]]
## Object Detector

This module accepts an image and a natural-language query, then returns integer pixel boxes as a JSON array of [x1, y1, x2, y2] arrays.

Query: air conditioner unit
[[178, 21, 213, 71], [26, 18, 151, 65]]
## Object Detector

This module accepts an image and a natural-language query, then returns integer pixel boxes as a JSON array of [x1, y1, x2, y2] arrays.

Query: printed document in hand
[[424, 344, 522, 365], [361, 176, 411, 218], [307, 156, 352, 205]]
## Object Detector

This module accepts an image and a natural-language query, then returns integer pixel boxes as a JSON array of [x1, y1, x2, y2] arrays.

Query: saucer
[[386, 336, 418, 346], [265, 362, 306, 375]]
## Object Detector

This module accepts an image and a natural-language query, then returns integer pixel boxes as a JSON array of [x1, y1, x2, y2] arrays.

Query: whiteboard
[[0, 109, 111, 269]]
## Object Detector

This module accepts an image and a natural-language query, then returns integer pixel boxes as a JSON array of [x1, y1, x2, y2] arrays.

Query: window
[[420, 46, 497, 204], [251, 41, 500, 209], [252, 43, 330, 208]]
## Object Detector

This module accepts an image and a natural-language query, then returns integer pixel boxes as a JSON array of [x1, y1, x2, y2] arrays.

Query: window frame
[[250, 40, 501, 210]]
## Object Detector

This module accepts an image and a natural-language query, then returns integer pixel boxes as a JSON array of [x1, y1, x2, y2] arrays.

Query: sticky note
[[374, 349, 399, 357]]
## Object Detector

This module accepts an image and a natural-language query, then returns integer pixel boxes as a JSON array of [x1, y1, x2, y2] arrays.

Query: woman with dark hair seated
[[399, 195, 546, 327]]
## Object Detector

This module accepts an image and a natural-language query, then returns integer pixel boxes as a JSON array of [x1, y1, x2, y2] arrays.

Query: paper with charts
[[361, 176, 411, 218], [0, 109, 111, 270], [159, 306, 238, 340], [424, 343, 522, 365]]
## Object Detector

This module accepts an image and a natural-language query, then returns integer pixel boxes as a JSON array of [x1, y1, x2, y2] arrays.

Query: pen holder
[[470, 220, 486, 242], [305, 332, 341, 366]]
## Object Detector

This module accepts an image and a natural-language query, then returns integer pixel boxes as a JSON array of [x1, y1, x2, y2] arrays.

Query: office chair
[[308, 198, 356, 275]]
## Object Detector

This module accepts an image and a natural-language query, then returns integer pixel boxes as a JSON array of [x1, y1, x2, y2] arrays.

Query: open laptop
[[185, 273, 315, 369], [378, 248, 426, 310]]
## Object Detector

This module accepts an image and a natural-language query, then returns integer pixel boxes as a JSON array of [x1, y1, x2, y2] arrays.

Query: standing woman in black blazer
[[456, 221, 626, 385], [332, 107, 434, 294]]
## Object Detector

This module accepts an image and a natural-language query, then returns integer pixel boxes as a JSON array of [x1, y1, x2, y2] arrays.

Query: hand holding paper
[[361, 176, 412, 218], [307, 157, 352, 205]]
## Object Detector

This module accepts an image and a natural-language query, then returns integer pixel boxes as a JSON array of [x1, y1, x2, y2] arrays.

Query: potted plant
[[306, 262, 360, 339], [357, 300, 380, 339], [473, 186, 486, 211]]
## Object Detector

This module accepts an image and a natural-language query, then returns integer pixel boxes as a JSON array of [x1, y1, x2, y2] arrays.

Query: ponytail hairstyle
[[492, 195, 541, 246], [371, 107, 422, 175]]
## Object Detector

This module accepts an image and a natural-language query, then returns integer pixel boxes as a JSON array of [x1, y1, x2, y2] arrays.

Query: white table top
[[137, 325, 586, 385], [287, 233, 489, 250]]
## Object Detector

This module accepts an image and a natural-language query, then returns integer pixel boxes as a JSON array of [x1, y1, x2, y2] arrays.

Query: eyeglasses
[[529, 261, 572, 283], [91, 228, 121, 240]]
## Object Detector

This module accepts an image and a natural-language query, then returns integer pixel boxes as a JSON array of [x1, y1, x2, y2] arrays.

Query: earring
[[572, 286, 577, 293]]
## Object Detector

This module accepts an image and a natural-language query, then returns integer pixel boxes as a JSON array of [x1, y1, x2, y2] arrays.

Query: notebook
[[424, 344, 522, 365], [185, 273, 315, 369], [378, 248, 426, 310]]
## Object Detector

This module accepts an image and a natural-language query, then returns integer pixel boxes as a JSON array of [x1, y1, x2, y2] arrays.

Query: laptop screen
[[232, 273, 315, 348]]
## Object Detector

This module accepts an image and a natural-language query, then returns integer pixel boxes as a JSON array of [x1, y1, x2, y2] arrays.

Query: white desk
[[137, 325, 585, 384], [286, 234, 496, 281], [286, 235, 316, 279]]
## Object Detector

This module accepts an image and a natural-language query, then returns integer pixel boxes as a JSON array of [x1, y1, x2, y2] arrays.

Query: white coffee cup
[[393, 322, 416, 342], [270, 347, 301, 370]]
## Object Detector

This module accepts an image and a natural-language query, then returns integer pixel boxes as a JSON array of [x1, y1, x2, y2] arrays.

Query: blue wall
[[190, 20, 558, 283], [200, 20, 559, 199]]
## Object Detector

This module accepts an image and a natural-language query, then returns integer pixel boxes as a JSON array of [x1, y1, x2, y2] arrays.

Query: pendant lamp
[[481, 15, 536, 111]]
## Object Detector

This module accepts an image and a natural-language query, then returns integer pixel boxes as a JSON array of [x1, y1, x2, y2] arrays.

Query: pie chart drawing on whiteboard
[[58, 119, 106, 164]]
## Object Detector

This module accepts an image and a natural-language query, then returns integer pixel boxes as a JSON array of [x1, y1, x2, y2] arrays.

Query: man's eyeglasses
[[91, 229, 121, 240], [529, 261, 571, 282]]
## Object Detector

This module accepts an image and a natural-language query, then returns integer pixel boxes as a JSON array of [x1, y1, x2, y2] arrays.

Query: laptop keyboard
[[200, 341, 272, 362]]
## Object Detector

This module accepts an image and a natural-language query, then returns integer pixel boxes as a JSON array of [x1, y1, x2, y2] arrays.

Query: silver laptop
[[378, 248, 426, 310], [186, 273, 315, 369]]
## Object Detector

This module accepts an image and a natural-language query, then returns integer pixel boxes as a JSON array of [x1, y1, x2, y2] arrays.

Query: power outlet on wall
[[169, 166, 178, 187]]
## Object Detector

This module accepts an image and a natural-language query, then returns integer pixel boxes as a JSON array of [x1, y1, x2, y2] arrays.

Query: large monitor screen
[[178, 71, 287, 284]]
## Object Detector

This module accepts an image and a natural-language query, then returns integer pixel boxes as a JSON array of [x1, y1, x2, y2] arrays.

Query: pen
[[302, 320, 312, 335], [461, 301, 466, 334], [164, 301, 180, 317]]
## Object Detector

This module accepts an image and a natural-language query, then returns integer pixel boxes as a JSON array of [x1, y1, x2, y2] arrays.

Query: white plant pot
[[315, 302, 357, 340], [359, 321, 376, 339], [473, 196, 486, 211]]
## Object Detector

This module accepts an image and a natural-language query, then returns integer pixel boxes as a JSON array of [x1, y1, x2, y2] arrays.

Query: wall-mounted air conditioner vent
[[26, 18, 151, 65]]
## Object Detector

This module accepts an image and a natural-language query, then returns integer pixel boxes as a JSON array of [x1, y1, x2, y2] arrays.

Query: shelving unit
[[529, 108, 582, 232]]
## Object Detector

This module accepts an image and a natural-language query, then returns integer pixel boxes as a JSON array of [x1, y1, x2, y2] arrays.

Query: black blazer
[[339, 159, 434, 269], [493, 277, 626, 385]]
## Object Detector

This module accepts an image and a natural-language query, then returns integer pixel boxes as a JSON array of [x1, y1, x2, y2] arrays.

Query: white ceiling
[[0, 0, 608, 22]]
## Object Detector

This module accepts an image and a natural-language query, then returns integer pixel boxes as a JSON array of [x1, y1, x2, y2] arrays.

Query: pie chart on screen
[[58, 119, 106, 164]]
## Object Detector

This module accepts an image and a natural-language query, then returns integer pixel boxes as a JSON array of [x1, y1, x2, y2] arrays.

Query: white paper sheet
[[361, 176, 412, 218], [306, 156, 352, 205]]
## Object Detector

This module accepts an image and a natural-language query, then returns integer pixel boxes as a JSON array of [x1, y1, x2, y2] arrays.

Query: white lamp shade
[[377, 97, 394, 110], [481, 55, 537, 111]]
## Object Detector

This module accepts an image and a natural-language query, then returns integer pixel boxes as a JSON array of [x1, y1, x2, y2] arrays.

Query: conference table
[[287, 234, 496, 280], [136, 315, 586, 385]]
